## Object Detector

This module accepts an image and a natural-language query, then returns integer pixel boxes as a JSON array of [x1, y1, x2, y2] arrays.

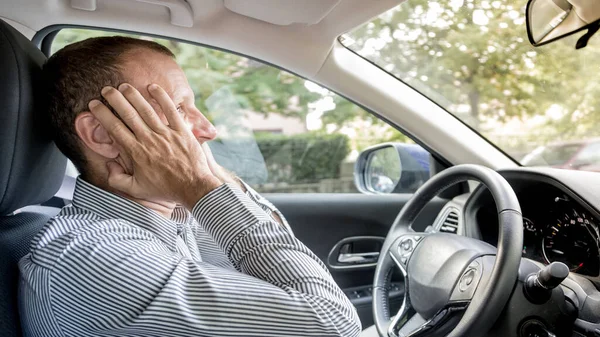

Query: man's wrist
[[228, 175, 246, 192], [216, 168, 244, 190], [182, 176, 223, 210], [191, 183, 275, 260]]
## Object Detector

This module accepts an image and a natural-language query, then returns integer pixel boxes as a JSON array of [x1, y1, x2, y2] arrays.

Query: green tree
[[345, 0, 600, 156], [347, 0, 544, 127]]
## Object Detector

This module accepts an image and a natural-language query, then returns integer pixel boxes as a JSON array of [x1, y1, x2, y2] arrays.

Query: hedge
[[255, 132, 350, 184]]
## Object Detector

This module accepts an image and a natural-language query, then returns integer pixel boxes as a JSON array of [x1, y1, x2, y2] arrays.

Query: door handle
[[327, 236, 385, 270], [338, 252, 380, 264]]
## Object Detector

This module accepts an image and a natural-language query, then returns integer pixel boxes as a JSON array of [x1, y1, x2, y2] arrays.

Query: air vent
[[439, 209, 459, 234]]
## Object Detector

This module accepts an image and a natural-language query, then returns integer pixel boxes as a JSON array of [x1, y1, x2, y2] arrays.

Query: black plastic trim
[[344, 282, 404, 307], [39, 29, 59, 57], [525, 0, 600, 48], [464, 169, 600, 282]]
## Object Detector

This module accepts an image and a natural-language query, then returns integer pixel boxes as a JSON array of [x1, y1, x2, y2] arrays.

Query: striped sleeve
[[238, 179, 292, 232], [46, 184, 361, 337]]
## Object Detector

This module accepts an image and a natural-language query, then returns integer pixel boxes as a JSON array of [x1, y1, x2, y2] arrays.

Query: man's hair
[[44, 36, 175, 176]]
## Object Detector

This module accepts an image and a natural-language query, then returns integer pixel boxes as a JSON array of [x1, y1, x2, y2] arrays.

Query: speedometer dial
[[542, 209, 600, 275]]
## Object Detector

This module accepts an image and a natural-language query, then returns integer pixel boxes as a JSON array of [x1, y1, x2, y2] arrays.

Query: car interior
[[1, 0, 600, 337]]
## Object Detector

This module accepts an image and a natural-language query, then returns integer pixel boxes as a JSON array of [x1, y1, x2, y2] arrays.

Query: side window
[[52, 29, 431, 193]]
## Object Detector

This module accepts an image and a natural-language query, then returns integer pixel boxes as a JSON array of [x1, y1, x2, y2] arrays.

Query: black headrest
[[0, 20, 66, 215]]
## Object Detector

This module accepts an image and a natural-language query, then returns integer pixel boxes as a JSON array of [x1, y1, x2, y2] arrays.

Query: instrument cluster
[[476, 189, 600, 277], [521, 197, 600, 276]]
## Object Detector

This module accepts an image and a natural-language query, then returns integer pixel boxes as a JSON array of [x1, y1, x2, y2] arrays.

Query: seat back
[[0, 20, 67, 336], [0, 212, 58, 336]]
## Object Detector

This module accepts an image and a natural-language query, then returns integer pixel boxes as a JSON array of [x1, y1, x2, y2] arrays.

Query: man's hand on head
[[88, 83, 222, 210]]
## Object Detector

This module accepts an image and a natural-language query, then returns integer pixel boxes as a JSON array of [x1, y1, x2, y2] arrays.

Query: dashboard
[[467, 170, 600, 278]]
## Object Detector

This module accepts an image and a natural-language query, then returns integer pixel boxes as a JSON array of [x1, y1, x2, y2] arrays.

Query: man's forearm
[[46, 205, 361, 337], [192, 184, 361, 336], [212, 168, 288, 227]]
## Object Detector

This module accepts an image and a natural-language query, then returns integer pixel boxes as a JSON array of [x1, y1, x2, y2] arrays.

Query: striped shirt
[[18, 178, 361, 337]]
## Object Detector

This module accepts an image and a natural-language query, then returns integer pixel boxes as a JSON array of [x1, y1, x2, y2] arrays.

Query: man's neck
[[125, 195, 177, 219], [83, 174, 177, 219]]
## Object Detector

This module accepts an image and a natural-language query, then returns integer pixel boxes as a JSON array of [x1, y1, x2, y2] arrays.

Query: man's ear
[[74, 112, 120, 159]]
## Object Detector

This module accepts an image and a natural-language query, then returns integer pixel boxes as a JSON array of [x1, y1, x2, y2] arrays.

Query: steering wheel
[[373, 164, 524, 337]]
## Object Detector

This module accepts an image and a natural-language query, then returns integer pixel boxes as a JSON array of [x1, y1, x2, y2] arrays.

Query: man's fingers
[[147, 84, 187, 131], [88, 100, 138, 150], [117, 83, 167, 133], [202, 143, 218, 173], [101, 86, 150, 136], [202, 143, 214, 159], [106, 161, 137, 195]]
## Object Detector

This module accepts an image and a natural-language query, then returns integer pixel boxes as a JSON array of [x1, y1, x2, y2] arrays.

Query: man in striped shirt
[[18, 36, 362, 337]]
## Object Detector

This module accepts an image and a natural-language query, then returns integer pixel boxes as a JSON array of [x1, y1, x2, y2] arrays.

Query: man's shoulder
[[25, 204, 158, 268]]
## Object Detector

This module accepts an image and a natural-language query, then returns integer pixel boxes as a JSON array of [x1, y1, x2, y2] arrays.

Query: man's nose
[[190, 112, 217, 141]]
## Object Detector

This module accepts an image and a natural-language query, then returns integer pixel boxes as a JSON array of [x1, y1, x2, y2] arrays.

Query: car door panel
[[266, 193, 447, 327]]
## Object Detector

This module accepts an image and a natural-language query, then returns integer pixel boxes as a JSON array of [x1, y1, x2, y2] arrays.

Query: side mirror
[[354, 143, 430, 194], [526, 0, 600, 49]]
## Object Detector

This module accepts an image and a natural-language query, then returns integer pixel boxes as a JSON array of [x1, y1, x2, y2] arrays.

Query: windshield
[[521, 143, 581, 166], [342, 0, 600, 172]]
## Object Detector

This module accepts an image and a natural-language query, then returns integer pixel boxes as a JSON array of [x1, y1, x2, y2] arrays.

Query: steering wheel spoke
[[386, 273, 414, 337], [385, 233, 427, 337], [396, 303, 469, 337]]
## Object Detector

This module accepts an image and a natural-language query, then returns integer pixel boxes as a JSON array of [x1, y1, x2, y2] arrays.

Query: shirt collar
[[71, 177, 189, 251]]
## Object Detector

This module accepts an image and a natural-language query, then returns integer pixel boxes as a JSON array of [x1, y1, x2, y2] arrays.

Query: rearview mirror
[[526, 0, 600, 49], [354, 143, 430, 194]]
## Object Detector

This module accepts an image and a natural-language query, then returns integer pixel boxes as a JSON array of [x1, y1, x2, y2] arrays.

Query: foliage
[[254, 132, 350, 184], [346, 0, 550, 126], [368, 147, 401, 185], [345, 0, 600, 158]]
